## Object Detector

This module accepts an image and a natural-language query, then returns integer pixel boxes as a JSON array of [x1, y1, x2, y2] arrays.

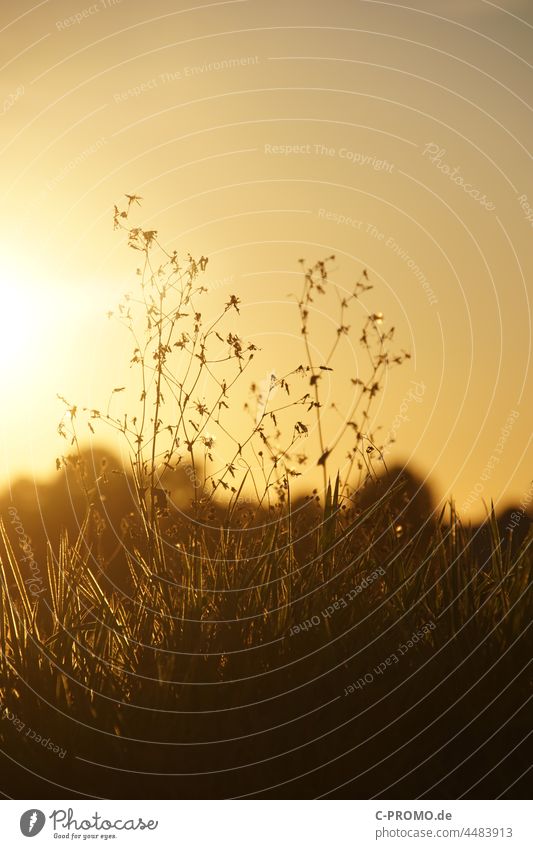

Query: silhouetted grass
[[0, 198, 530, 799]]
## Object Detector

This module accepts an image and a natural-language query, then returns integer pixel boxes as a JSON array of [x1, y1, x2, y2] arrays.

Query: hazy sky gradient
[[1, 0, 532, 518]]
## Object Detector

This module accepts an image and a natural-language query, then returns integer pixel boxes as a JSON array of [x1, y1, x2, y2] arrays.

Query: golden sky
[[1, 0, 532, 518]]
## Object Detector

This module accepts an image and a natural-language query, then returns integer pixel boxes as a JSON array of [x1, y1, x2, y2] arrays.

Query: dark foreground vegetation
[[0, 199, 530, 798], [0, 466, 531, 799]]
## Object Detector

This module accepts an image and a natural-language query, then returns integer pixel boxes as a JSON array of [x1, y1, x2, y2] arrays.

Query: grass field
[[0, 199, 530, 799], [0, 485, 531, 798]]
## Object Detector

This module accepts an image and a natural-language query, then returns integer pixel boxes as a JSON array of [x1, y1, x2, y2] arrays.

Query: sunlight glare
[[0, 260, 49, 368]]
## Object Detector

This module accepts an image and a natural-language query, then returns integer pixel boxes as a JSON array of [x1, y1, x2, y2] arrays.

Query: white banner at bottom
[[0, 799, 530, 848]]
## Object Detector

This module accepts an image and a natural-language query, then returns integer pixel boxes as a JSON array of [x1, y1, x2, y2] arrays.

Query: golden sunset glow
[[1, 0, 531, 519], [0, 257, 58, 367], [0, 0, 532, 807]]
